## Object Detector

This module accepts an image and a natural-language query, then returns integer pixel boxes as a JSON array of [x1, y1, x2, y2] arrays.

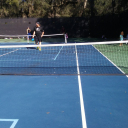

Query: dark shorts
[[34, 36, 42, 43], [28, 33, 32, 39]]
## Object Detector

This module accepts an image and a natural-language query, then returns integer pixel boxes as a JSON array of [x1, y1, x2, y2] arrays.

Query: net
[[0, 34, 67, 45], [0, 40, 128, 75]]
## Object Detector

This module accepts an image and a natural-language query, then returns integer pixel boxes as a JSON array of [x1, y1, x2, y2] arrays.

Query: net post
[[65, 34, 67, 44], [27, 35, 29, 44]]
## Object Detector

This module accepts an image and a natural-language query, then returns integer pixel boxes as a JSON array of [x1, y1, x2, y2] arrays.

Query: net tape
[[0, 34, 67, 44], [0, 40, 128, 48], [0, 34, 65, 37]]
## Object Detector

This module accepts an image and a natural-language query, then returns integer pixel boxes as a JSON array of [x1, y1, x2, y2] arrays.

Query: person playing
[[27, 29, 32, 41], [26, 27, 31, 34], [26, 27, 31, 42], [32, 22, 44, 50], [119, 31, 124, 46]]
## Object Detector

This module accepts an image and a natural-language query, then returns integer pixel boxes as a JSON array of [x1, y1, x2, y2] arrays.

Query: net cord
[[0, 34, 67, 44], [0, 40, 128, 48], [0, 34, 64, 37]]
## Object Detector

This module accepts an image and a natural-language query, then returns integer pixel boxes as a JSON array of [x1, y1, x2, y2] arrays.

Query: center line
[[75, 45, 87, 128], [0, 49, 18, 57], [54, 46, 63, 60]]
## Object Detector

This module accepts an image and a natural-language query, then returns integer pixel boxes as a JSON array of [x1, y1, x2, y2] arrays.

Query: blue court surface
[[0, 75, 128, 128], [0, 43, 128, 128]]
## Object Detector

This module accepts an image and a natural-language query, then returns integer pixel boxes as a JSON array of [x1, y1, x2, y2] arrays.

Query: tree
[[94, 0, 128, 16], [84, 0, 88, 9], [0, 0, 128, 18], [32, 0, 50, 17], [20, 0, 50, 17], [0, 0, 21, 17]]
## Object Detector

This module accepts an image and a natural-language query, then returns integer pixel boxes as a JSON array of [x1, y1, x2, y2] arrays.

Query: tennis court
[[0, 37, 128, 128]]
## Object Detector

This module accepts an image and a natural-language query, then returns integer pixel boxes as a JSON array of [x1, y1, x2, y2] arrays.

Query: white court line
[[0, 119, 19, 128], [93, 45, 126, 76], [54, 46, 63, 60], [75, 45, 87, 128], [0, 49, 18, 57]]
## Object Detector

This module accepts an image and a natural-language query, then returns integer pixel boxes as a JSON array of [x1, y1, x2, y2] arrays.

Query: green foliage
[[0, 0, 128, 18], [0, 0, 21, 17], [94, 0, 112, 15], [6, 0, 19, 6], [94, 0, 128, 15], [32, 1, 50, 17]]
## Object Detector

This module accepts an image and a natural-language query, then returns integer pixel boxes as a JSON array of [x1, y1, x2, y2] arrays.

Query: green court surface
[[0, 37, 91, 44], [0, 37, 115, 44], [95, 44, 128, 74], [0, 38, 66, 44], [0, 38, 27, 43]]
